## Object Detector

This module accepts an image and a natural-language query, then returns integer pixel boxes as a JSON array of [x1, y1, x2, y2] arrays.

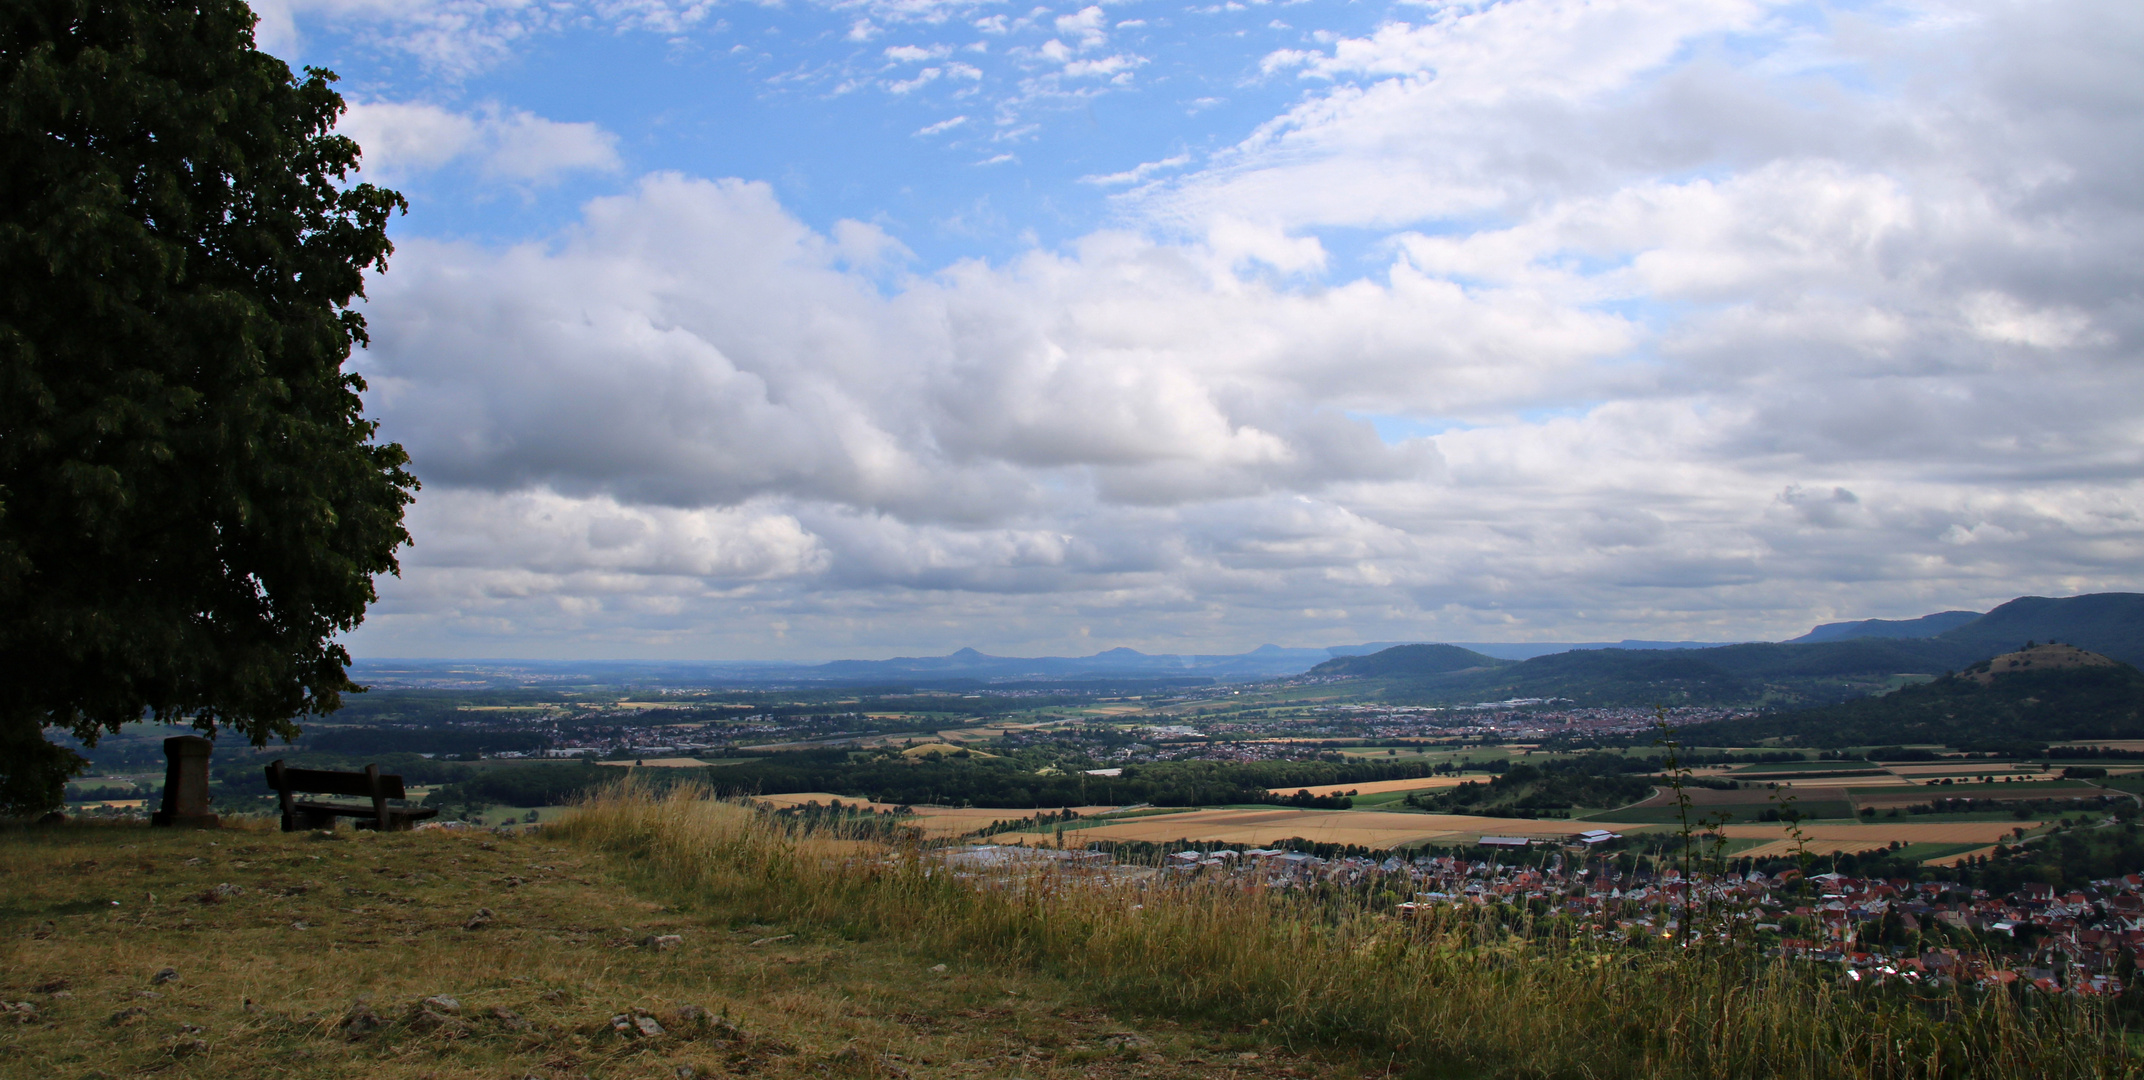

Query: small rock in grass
[[489, 1006, 532, 1032], [406, 1007, 468, 1036], [928, 964, 948, 973], [197, 883, 243, 904], [634, 1014, 667, 1038], [642, 934, 683, 951], [1102, 1033, 1154, 1051], [110, 1006, 149, 1027], [5, 1002, 38, 1023], [674, 1065, 699, 1079], [343, 1001, 384, 1037], [151, 967, 181, 985], [463, 908, 495, 931], [419, 995, 461, 1014]]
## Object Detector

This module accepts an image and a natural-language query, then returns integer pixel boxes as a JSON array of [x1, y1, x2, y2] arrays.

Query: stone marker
[[150, 736, 218, 828]]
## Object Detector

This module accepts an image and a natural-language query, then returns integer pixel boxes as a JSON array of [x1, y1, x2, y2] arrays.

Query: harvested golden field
[[2064, 740, 2144, 752], [1884, 764, 2056, 778], [1037, 808, 1643, 849], [1849, 782, 2098, 807], [1265, 776, 1480, 798], [1769, 773, 1914, 788], [1715, 821, 2035, 848], [900, 743, 999, 759], [751, 792, 907, 813]]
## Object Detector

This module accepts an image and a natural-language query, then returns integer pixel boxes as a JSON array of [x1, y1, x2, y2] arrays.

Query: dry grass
[[552, 785, 2138, 1080], [0, 818, 1337, 1080]]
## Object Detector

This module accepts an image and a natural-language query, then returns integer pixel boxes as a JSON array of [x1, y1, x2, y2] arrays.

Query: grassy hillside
[[6, 793, 2134, 1080], [0, 820, 1320, 1080], [1685, 645, 2144, 750]]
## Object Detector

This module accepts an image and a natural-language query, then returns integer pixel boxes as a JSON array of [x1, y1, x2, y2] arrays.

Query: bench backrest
[[264, 762, 408, 800]]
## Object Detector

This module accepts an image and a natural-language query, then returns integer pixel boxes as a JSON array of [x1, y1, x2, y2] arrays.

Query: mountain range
[[1300, 593, 2144, 708], [350, 592, 2143, 691]]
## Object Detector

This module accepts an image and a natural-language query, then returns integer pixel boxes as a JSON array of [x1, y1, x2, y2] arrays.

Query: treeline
[[1683, 663, 2144, 749], [687, 752, 1520, 810], [1406, 754, 1660, 817], [1791, 815, 2143, 894], [422, 763, 608, 809], [299, 726, 552, 758]]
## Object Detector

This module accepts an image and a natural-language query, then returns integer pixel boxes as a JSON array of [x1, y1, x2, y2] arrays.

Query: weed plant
[[555, 782, 2137, 1080]]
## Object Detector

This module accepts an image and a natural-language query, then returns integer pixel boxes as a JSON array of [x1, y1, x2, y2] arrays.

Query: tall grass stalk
[[554, 783, 2134, 1080]]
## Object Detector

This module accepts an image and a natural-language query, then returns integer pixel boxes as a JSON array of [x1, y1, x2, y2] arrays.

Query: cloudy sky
[[261, 0, 2144, 660]]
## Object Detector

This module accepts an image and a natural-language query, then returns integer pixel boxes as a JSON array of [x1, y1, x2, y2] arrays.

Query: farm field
[[1267, 776, 1482, 798], [595, 757, 719, 768], [1729, 762, 1885, 775], [1885, 763, 2050, 777], [748, 793, 1124, 840], [1715, 820, 2037, 861], [992, 807, 1649, 850], [1847, 781, 2103, 807]]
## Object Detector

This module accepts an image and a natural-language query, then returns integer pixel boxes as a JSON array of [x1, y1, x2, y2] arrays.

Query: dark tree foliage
[[0, 0, 413, 814], [1685, 662, 2144, 749]]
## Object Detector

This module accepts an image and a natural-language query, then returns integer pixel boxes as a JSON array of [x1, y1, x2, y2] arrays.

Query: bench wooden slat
[[265, 759, 434, 832], [264, 765, 407, 799]]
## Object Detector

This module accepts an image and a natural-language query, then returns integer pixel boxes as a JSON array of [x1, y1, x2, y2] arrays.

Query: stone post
[[150, 735, 219, 828]]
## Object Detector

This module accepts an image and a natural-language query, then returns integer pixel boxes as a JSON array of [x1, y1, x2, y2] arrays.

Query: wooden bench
[[265, 760, 439, 832]]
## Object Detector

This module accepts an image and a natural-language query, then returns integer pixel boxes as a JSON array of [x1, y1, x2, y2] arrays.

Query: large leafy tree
[[0, 0, 416, 814]]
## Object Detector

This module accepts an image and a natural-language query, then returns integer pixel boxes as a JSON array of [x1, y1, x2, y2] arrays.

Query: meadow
[[8, 786, 2139, 1079], [557, 786, 2134, 1079]]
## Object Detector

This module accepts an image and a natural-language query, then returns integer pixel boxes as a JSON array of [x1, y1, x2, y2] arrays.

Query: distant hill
[[1789, 610, 1981, 643], [1930, 593, 2144, 667], [1307, 644, 1503, 679], [1304, 636, 1996, 707], [1683, 644, 2144, 749]]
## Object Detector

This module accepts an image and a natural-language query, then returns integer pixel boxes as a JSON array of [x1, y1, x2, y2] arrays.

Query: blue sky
[[276, 0, 1398, 265], [256, 0, 2144, 660]]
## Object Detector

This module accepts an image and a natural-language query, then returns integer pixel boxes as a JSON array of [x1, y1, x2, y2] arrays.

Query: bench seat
[[266, 760, 439, 832], [288, 798, 439, 831]]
